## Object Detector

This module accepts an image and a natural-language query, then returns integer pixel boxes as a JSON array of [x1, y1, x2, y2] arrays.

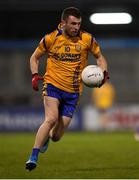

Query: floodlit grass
[[0, 131, 139, 178]]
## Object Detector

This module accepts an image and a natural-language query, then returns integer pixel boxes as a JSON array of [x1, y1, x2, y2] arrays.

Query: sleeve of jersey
[[37, 34, 52, 53], [90, 37, 101, 56]]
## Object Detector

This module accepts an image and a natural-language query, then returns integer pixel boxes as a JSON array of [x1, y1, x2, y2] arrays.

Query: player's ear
[[61, 20, 66, 28]]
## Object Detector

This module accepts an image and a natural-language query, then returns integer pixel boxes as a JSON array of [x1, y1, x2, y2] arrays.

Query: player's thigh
[[52, 115, 71, 135], [50, 116, 71, 141], [43, 96, 60, 120], [61, 115, 71, 128], [56, 115, 71, 130]]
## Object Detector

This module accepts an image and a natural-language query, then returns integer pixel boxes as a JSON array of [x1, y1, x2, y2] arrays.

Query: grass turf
[[0, 131, 139, 179]]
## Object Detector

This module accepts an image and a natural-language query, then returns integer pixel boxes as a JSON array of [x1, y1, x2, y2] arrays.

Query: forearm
[[30, 51, 44, 91], [30, 53, 40, 74], [96, 54, 108, 72]]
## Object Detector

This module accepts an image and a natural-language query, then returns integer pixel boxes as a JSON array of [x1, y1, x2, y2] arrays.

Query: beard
[[64, 29, 79, 37]]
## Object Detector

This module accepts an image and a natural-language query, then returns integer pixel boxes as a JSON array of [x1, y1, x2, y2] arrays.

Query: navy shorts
[[43, 83, 80, 118]]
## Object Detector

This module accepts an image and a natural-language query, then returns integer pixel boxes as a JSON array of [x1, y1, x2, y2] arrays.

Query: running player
[[26, 6, 109, 171]]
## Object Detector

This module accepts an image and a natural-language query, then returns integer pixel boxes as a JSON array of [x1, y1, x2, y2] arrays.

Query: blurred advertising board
[[0, 106, 82, 131], [0, 105, 139, 131], [83, 105, 139, 131]]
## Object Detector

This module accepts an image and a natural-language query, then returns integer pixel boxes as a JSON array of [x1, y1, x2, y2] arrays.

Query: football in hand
[[81, 65, 104, 87]]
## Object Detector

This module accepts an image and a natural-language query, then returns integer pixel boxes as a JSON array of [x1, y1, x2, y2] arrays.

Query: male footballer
[[26, 6, 109, 171]]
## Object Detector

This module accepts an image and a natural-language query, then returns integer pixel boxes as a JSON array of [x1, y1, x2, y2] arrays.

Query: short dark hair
[[61, 7, 81, 21]]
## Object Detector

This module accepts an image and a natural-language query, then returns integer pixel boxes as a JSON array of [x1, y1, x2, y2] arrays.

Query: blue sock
[[31, 148, 40, 158]]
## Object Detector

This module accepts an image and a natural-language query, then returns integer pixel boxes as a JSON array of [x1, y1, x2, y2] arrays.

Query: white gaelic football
[[81, 65, 104, 87]]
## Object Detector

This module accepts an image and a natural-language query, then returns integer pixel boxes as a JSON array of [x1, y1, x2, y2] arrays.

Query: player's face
[[63, 16, 82, 37]]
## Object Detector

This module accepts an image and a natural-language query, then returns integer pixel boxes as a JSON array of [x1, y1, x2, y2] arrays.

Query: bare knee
[[43, 117, 58, 129], [51, 134, 61, 142]]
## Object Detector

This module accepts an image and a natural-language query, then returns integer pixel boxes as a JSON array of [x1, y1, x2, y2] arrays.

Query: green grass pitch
[[0, 131, 139, 179]]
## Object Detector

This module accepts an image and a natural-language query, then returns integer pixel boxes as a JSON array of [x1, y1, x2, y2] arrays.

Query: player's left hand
[[32, 73, 43, 91], [98, 70, 109, 88]]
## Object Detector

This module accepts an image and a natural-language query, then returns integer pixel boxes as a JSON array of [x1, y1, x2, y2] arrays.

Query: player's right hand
[[32, 73, 43, 91]]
